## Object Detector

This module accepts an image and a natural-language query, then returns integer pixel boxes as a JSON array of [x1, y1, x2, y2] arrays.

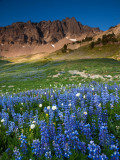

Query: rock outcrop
[[0, 17, 101, 57], [0, 17, 101, 45]]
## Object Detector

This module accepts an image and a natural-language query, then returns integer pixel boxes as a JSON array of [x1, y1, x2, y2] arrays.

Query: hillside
[[49, 24, 120, 61], [94, 24, 120, 40]]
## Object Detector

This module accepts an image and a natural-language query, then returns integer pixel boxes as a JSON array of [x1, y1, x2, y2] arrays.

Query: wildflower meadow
[[0, 82, 120, 159]]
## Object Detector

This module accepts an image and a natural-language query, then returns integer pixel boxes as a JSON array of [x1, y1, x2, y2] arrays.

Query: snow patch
[[69, 39, 77, 42], [51, 44, 55, 48]]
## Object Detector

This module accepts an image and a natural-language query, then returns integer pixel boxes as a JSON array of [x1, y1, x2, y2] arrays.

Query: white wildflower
[[39, 104, 42, 108], [83, 112, 88, 115], [69, 103, 72, 107], [98, 103, 101, 107], [47, 106, 50, 110], [76, 93, 80, 97], [52, 105, 57, 110], [1, 119, 5, 122], [105, 86, 107, 89], [30, 124, 35, 129]]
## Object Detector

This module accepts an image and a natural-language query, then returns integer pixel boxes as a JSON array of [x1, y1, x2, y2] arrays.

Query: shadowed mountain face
[[0, 17, 101, 57]]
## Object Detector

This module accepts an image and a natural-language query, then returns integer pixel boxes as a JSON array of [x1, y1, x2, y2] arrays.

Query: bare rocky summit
[[0, 17, 101, 57]]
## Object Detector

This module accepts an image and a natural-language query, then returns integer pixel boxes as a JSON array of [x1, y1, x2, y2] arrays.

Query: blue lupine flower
[[88, 141, 101, 159], [18, 114, 24, 128], [78, 141, 86, 153], [99, 123, 110, 146], [82, 124, 92, 140], [102, 109, 108, 123], [45, 150, 52, 159], [110, 144, 119, 151], [20, 134, 28, 154], [40, 120, 50, 156], [91, 119, 96, 135], [99, 153, 108, 160], [31, 139, 41, 157], [115, 114, 120, 120], [6, 121, 15, 135], [13, 147, 22, 160], [63, 143, 72, 158], [53, 140, 62, 158], [111, 151, 120, 160]]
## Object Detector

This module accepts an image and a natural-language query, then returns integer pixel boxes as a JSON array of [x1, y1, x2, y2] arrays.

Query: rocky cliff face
[[0, 17, 101, 57], [0, 17, 100, 45]]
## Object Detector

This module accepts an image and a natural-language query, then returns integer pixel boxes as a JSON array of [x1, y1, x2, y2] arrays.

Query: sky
[[0, 0, 120, 31]]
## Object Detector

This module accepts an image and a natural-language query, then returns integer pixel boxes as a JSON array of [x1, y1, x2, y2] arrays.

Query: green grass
[[49, 43, 120, 61], [0, 58, 120, 94], [0, 60, 11, 66], [0, 51, 120, 159]]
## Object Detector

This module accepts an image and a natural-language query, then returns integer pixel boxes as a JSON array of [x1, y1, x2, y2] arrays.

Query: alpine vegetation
[[0, 82, 120, 159]]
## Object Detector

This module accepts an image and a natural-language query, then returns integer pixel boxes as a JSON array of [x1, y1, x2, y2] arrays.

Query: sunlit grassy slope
[[0, 57, 120, 94], [49, 43, 120, 61], [0, 41, 120, 94]]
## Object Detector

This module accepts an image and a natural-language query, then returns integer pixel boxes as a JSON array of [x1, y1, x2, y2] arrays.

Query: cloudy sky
[[0, 0, 120, 30]]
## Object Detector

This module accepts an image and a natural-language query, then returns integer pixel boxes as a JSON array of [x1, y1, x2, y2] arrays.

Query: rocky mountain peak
[[0, 17, 101, 45], [0, 17, 101, 57]]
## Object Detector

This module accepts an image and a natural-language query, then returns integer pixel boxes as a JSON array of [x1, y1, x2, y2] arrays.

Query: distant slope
[[94, 24, 120, 40], [47, 43, 120, 61], [50, 24, 120, 61]]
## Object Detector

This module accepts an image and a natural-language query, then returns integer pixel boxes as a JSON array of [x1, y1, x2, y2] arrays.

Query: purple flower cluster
[[0, 83, 120, 159], [20, 134, 28, 154], [88, 141, 102, 159], [13, 147, 22, 160]]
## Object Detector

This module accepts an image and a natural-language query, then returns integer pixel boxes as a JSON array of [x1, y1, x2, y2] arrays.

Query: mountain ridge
[[0, 17, 101, 57]]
